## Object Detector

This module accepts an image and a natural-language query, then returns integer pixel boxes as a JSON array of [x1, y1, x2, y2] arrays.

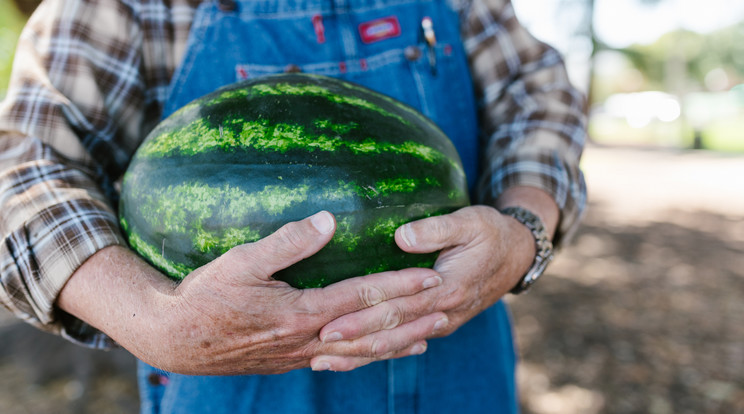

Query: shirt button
[[284, 64, 302, 73], [404, 46, 422, 61]]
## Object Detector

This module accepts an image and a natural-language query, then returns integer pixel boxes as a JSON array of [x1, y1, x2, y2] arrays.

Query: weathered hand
[[314, 204, 538, 370], [396, 205, 535, 335], [60, 211, 446, 376]]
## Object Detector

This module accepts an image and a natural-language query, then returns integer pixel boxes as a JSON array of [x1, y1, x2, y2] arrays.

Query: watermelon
[[119, 73, 470, 288]]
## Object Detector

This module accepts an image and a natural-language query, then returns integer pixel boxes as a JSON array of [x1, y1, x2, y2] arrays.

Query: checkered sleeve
[[462, 0, 588, 244], [0, 0, 160, 347], [0, 135, 125, 348]]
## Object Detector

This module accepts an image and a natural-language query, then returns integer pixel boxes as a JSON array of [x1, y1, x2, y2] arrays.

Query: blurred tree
[[620, 24, 744, 92], [553, 0, 667, 109]]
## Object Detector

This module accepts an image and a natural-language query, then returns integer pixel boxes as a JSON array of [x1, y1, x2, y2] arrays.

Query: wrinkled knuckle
[[276, 223, 310, 253], [220, 243, 250, 265], [359, 284, 386, 307], [433, 218, 455, 241], [294, 342, 318, 359], [451, 290, 467, 305], [369, 339, 390, 358], [441, 288, 465, 309], [380, 303, 404, 330]]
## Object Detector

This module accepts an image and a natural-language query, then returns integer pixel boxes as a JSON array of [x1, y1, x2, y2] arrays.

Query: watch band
[[499, 206, 554, 294]]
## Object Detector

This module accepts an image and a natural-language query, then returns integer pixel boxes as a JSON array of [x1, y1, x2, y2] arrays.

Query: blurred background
[[1, 0, 742, 413]]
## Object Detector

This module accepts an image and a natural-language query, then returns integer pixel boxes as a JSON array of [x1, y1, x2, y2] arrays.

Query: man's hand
[[58, 211, 447, 376], [314, 187, 559, 371]]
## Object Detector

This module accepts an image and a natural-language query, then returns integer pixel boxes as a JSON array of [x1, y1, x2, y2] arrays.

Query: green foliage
[[591, 19, 744, 152], [618, 23, 744, 91], [0, 0, 26, 97]]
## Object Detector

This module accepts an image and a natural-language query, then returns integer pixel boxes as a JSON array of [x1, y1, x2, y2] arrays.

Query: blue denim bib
[[140, 0, 518, 412], [162, 0, 480, 188]]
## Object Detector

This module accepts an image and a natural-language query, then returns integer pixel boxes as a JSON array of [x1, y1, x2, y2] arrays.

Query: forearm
[[56, 245, 175, 360]]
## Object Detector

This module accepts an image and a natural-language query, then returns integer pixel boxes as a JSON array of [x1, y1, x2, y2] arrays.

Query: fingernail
[[322, 331, 343, 343], [312, 361, 331, 371], [410, 342, 427, 355], [422, 275, 442, 289], [433, 317, 448, 333], [311, 211, 334, 234], [400, 223, 416, 247]]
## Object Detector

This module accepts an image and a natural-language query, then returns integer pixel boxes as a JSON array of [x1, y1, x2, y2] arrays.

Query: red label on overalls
[[312, 14, 326, 44], [359, 16, 401, 44]]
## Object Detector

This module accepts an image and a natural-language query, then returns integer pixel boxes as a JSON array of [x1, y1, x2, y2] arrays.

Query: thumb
[[225, 211, 336, 280], [395, 208, 480, 254]]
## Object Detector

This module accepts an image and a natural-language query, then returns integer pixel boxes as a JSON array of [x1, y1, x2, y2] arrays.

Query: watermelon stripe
[[370, 177, 440, 197], [123, 208, 444, 280], [363, 258, 437, 276], [138, 118, 450, 168], [332, 215, 362, 252], [201, 80, 411, 125], [192, 226, 262, 254], [126, 176, 447, 243], [365, 216, 403, 242], [314, 119, 358, 134], [172, 76, 438, 142], [131, 181, 310, 235], [124, 174, 457, 271]]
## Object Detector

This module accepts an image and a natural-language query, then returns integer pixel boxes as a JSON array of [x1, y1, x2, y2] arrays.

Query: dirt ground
[[511, 145, 744, 414], [1, 144, 742, 413]]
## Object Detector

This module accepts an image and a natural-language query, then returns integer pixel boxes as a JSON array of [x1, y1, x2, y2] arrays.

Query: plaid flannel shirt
[[0, 0, 587, 348]]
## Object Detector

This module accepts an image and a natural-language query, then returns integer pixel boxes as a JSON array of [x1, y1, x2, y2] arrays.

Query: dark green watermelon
[[119, 73, 469, 288]]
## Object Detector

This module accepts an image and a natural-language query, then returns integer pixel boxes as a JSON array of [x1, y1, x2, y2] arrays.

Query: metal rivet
[[147, 373, 168, 386], [284, 64, 302, 73], [404, 46, 422, 61]]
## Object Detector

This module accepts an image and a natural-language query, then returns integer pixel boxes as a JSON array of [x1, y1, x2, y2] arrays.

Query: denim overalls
[[138, 0, 518, 412]]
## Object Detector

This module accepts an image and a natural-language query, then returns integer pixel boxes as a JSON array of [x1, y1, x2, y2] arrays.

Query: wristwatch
[[499, 206, 554, 294]]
